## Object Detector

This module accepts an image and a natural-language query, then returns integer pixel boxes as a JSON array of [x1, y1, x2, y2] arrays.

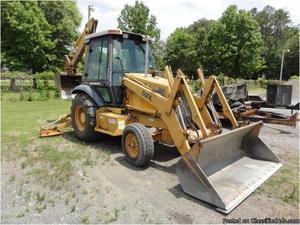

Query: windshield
[[112, 38, 156, 73]]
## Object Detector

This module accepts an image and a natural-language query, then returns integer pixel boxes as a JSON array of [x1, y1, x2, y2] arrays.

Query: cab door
[[83, 37, 113, 105]]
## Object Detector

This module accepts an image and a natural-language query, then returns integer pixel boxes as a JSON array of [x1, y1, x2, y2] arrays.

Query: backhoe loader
[[40, 21, 282, 213]]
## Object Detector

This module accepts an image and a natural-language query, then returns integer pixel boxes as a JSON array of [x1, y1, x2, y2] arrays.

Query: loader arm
[[123, 69, 281, 213], [123, 71, 192, 155], [195, 69, 238, 128], [123, 70, 239, 154], [64, 18, 98, 75]]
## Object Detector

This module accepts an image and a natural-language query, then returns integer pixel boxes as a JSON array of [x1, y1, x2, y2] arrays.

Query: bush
[[188, 80, 201, 93], [34, 71, 55, 80], [245, 79, 255, 87], [217, 73, 225, 85], [34, 71, 55, 90], [257, 75, 267, 87], [289, 75, 299, 80], [1, 71, 30, 79]]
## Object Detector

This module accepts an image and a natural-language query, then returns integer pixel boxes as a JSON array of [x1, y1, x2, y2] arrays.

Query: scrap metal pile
[[212, 82, 298, 127]]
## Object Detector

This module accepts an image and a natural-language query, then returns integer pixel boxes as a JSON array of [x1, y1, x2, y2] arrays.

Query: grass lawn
[[256, 154, 299, 206], [247, 86, 266, 95], [1, 99, 71, 143], [1, 99, 110, 191]]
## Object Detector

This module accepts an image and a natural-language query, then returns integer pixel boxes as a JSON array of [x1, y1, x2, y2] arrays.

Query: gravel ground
[[1, 110, 299, 224]]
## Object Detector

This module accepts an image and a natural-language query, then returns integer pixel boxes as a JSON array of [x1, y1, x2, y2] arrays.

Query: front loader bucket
[[177, 122, 281, 213], [55, 72, 82, 99]]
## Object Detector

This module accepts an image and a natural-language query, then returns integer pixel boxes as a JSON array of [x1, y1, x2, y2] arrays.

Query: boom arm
[[123, 69, 240, 155], [64, 18, 98, 75]]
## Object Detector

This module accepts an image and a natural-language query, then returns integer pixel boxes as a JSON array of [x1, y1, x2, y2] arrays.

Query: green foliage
[[165, 28, 197, 76], [188, 19, 215, 76], [257, 75, 267, 86], [166, 5, 297, 80], [34, 71, 54, 80], [151, 40, 167, 69], [1, 1, 55, 73], [118, 1, 160, 41], [117, 1, 164, 69], [187, 80, 201, 94], [217, 73, 225, 85], [38, 1, 81, 70], [1, 70, 58, 102], [165, 19, 214, 78], [1, 71, 31, 79], [251, 5, 298, 79], [166, 6, 264, 79], [290, 75, 299, 80], [207, 5, 264, 78], [1, 0, 81, 73], [284, 31, 299, 79]]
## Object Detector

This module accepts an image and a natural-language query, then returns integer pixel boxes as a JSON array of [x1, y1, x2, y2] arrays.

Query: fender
[[72, 84, 104, 107]]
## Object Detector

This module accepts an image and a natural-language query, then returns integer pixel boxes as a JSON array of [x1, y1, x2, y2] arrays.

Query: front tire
[[71, 93, 100, 141], [122, 123, 154, 167]]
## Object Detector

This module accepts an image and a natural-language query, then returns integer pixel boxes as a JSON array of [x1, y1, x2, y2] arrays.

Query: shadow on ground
[[263, 125, 293, 134], [60, 130, 226, 214]]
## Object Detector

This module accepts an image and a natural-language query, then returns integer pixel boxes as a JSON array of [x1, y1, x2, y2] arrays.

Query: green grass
[[104, 208, 120, 223], [1, 99, 70, 144], [247, 86, 266, 95], [256, 153, 299, 205], [1, 90, 59, 102], [1, 99, 110, 190], [81, 215, 89, 224]]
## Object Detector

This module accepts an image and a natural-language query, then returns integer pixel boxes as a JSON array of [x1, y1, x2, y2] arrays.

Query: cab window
[[112, 38, 155, 85], [84, 39, 108, 81]]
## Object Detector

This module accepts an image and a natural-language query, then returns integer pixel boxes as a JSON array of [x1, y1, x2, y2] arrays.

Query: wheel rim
[[125, 133, 139, 158], [75, 105, 86, 131]]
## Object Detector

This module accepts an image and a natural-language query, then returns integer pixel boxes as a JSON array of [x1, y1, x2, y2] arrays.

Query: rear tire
[[71, 93, 100, 141], [122, 123, 154, 167]]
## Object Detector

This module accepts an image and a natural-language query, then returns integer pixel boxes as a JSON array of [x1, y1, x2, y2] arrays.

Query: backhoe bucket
[[55, 72, 82, 99], [177, 122, 281, 213]]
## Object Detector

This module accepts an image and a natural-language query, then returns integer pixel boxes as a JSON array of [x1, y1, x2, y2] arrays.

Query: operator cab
[[83, 29, 156, 106]]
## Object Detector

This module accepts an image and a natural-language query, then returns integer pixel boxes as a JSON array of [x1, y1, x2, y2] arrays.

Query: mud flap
[[177, 122, 282, 213]]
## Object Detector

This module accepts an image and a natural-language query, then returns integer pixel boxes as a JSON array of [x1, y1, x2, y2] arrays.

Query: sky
[[76, 0, 300, 40]]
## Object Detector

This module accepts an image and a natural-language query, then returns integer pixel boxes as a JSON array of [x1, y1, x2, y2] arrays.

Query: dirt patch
[[1, 124, 299, 223]]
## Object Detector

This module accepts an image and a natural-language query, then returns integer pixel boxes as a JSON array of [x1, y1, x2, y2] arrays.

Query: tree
[[165, 28, 197, 76], [1, 1, 54, 73], [117, 1, 163, 68], [283, 28, 299, 78], [38, 1, 81, 70], [152, 40, 167, 70], [187, 19, 215, 75], [1, 0, 81, 73], [207, 5, 264, 78], [251, 6, 297, 78]]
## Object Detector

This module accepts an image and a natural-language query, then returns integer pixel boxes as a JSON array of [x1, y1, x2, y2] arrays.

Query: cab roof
[[85, 30, 151, 43]]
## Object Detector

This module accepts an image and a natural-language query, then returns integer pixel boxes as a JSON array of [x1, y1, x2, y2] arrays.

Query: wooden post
[[9, 77, 16, 92]]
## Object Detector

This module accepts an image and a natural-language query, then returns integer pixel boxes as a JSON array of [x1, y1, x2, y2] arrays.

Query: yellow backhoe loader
[[40, 19, 282, 213]]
